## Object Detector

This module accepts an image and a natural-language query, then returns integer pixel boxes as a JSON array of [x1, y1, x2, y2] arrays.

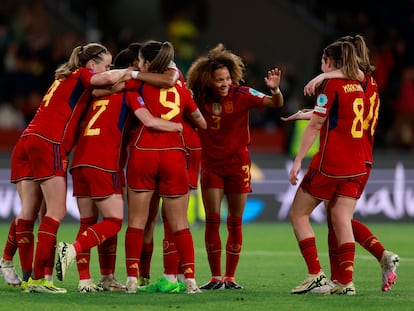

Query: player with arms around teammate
[[9, 43, 130, 293], [287, 35, 399, 292], [124, 40, 206, 294], [289, 40, 367, 295], [54, 46, 183, 292]]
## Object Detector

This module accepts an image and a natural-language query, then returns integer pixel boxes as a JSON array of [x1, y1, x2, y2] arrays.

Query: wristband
[[271, 87, 281, 95], [131, 71, 140, 79]]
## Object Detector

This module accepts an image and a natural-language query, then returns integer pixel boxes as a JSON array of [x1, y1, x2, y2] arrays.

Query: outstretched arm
[[281, 109, 313, 122]]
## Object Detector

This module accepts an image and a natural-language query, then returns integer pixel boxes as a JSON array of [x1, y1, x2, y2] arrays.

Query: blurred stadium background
[[0, 0, 413, 223]]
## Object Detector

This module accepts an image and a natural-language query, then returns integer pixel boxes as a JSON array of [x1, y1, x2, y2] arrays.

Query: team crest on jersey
[[249, 88, 265, 98], [223, 101, 234, 113], [315, 93, 328, 114], [212, 102, 222, 115]]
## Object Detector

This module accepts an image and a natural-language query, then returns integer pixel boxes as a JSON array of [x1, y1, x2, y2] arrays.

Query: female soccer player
[[289, 39, 366, 295], [54, 45, 183, 292], [9, 42, 129, 293], [285, 35, 399, 293], [185, 44, 284, 290], [123, 40, 206, 294]]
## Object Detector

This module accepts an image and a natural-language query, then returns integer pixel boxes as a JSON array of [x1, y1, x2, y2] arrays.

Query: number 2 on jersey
[[84, 99, 109, 136]]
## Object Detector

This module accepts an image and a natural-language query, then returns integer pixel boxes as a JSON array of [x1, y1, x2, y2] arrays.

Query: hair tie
[[79, 46, 84, 55]]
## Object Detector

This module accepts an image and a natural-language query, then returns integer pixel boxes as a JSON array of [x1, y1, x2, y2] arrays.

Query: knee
[[289, 207, 300, 225]]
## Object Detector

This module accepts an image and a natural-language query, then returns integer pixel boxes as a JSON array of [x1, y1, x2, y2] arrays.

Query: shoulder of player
[[323, 78, 362, 90], [228, 85, 258, 97]]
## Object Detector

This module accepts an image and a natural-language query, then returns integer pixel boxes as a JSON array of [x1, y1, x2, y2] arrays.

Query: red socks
[[139, 240, 154, 278], [76, 216, 97, 280], [328, 227, 340, 281], [74, 217, 122, 253], [174, 228, 195, 279], [98, 234, 118, 276], [125, 227, 144, 278], [3, 219, 18, 261], [205, 213, 222, 276], [33, 216, 59, 280], [298, 237, 321, 275], [352, 219, 384, 262], [337, 242, 355, 285], [16, 218, 35, 280], [225, 216, 242, 278], [162, 219, 179, 275]]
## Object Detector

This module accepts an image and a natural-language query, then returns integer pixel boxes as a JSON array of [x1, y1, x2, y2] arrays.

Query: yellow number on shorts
[[42, 80, 61, 107], [83, 99, 109, 136], [242, 165, 250, 185], [351, 97, 364, 138], [159, 87, 180, 120]]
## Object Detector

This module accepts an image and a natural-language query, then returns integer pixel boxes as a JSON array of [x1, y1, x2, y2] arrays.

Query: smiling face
[[209, 67, 232, 100]]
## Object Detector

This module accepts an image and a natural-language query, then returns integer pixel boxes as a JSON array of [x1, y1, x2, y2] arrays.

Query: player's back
[[313, 78, 367, 177]]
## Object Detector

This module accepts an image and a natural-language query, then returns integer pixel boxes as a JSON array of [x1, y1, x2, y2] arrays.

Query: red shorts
[[360, 166, 371, 192], [127, 148, 188, 196], [71, 167, 123, 198], [300, 168, 365, 200], [187, 148, 201, 190], [200, 148, 251, 194], [10, 135, 68, 183]]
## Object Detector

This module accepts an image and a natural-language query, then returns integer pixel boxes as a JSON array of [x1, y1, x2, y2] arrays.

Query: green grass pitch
[[0, 222, 412, 311]]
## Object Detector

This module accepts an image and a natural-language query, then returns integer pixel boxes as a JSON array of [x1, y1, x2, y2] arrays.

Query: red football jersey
[[310, 78, 367, 177], [197, 85, 267, 160], [70, 92, 130, 172], [125, 80, 197, 150], [22, 68, 95, 153], [182, 118, 201, 150]]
